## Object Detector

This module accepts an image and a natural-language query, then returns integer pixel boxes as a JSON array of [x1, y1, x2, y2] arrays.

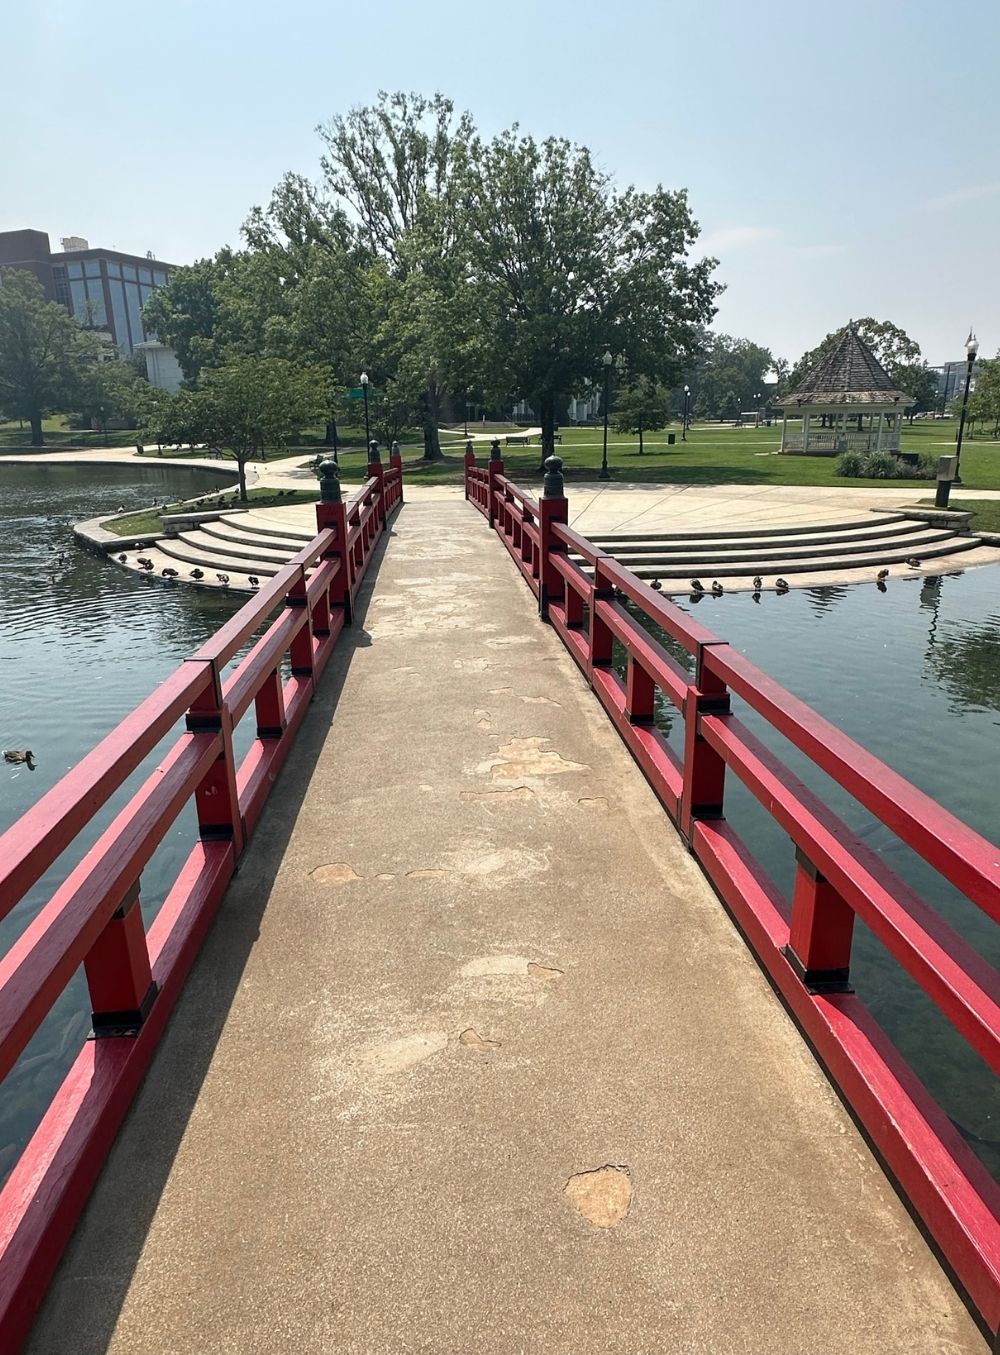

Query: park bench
[[505, 435, 531, 446]]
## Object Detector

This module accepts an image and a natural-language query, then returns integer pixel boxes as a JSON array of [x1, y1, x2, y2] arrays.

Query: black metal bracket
[[783, 945, 853, 995], [90, 981, 159, 1039]]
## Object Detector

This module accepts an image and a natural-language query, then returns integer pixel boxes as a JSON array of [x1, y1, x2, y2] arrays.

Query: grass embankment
[[921, 500, 1000, 534], [103, 486, 321, 538], [0, 418, 139, 452]]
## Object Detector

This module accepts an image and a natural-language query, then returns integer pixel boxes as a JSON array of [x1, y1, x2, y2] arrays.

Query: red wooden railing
[[468, 452, 1000, 1339], [0, 461, 398, 1350]]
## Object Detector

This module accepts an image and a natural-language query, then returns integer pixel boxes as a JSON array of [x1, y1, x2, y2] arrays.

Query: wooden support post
[[678, 641, 730, 842], [487, 443, 504, 527], [288, 567, 314, 680], [784, 848, 855, 992], [367, 443, 386, 529], [254, 669, 286, 739], [184, 658, 246, 857], [316, 460, 352, 623], [85, 880, 157, 1036], [390, 440, 404, 504], [464, 441, 476, 500], [539, 456, 568, 620], [625, 658, 656, 725], [589, 554, 615, 674]]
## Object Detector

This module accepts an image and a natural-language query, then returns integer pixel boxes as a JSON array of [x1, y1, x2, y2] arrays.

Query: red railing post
[[184, 659, 246, 858], [367, 441, 386, 529], [84, 879, 157, 1035], [487, 441, 504, 527], [390, 439, 404, 504], [316, 458, 352, 623], [464, 439, 476, 500], [678, 641, 730, 842], [589, 555, 616, 677], [539, 455, 568, 621], [784, 848, 856, 992], [287, 564, 314, 684]]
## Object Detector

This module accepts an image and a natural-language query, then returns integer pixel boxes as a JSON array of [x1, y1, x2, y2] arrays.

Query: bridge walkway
[[27, 499, 986, 1354]]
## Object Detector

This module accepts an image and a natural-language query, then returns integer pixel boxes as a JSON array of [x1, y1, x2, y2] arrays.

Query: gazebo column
[[802, 412, 810, 452], [875, 413, 885, 453], [780, 411, 788, 450]]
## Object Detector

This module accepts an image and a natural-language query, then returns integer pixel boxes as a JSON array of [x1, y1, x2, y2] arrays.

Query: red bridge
[[1, 448, 998, 1354]]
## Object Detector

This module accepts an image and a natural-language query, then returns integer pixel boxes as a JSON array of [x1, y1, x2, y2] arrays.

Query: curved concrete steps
[[161, 529, 299, 568], [590, 526, 967, 570]]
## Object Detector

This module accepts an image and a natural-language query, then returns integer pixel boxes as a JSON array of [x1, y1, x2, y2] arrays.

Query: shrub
[[917, 453, 939, 479], [861, 450, 901, 479], [836, 451, 865, 477]]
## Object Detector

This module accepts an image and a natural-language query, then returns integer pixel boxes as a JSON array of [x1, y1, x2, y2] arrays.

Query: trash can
[[667, 433, 676, 446]]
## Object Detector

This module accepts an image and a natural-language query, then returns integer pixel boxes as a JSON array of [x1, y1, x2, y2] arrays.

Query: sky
[[5, 0, 999, 368]]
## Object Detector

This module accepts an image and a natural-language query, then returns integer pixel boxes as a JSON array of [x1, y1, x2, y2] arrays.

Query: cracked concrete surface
[[27, 501, 988, 1355]]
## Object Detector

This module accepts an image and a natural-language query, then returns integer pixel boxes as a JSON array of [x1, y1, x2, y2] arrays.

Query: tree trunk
[[237, 457, 248, 503], [29, 412, 44, 447], [638, 424, 644, 456], [324, 419, 338, 450], [537, 394, 556, 469], [422, 383, 443, 461]]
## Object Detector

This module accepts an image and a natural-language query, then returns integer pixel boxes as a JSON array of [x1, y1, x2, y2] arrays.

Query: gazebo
[[776, 325, 913, 455]]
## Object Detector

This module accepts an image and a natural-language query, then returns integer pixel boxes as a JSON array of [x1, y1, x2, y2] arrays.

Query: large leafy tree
[[0, 270, 100, 444], [892, 361, 940, 422], [78, 360, 148, 434], [679, 334, 775, 420], [317, 91, 476, 460], [455, 129, 720, 462]]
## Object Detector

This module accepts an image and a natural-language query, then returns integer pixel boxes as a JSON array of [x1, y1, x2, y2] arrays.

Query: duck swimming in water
[[4, 750, 35, 770]]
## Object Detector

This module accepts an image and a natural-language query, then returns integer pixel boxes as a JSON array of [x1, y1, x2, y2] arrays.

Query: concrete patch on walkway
[[445, 845, 548, 886], [458, 1028, 502, 1051], [310, 862, 361, 887], [367, 1031, 448, 1075], [526, 962, 564, 982], [564, 1166, 633, 1229], [460, 954, 555, 980], [578, 797, 610, 812], [477, 736, 589, 782]]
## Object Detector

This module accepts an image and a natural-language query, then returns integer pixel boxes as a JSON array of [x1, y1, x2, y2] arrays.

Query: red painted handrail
[[0, 471, 401, 1350], [465, 454, 1000, 1338]]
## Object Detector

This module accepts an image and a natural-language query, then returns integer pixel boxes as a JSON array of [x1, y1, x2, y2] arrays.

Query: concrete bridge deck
[[28, 500, 986, 1353]]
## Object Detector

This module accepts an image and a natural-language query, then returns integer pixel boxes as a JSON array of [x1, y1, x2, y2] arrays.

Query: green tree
[[0, 270, 100, 444], [681, 334, 775, 419], [317, 91, 476, 461], [171, 357, 327, 502], [612, 376, 672, 454], [892, 361, 940, 422], [456, 129, 720, 462], [78, 360, 148, 434]]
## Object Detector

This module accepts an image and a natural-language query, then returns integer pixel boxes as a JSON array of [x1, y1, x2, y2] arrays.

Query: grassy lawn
[[102, 485, 321, 537], [403, 421, 1000, 490], [0, 417, 138, 451], [916, 499, 1000, 534]]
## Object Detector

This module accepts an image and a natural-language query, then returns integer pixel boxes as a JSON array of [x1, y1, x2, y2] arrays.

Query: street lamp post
[[754, 392, 761, 428], [599, 351, 613, 481], [682, 385, 690, 441], [360, 371, 370, 450], [954, 330, 978, 485]]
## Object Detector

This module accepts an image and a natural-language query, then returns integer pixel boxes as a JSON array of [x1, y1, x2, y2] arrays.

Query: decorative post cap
[[390, 440, 400, 457], [543, 455, 565, 498], [489, 438, 503, 461], [368, 439, 381, 463], [318, 457, 342, 503], [465, 439, 474, 456]]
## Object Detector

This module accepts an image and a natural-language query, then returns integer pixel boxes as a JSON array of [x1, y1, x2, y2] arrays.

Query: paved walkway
[[28, 501, 986, 1353]]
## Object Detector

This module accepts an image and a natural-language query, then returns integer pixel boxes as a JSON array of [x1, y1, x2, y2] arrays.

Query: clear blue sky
[[5, 0, 998, 367]]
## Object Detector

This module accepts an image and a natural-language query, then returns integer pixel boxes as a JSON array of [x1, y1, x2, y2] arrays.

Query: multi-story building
[[0, 228, 175, 357]]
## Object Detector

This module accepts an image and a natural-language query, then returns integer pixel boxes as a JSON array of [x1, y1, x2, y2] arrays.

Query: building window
[[139, 267, 152, 284], [109, 279, 130, 353], [107, 261, 121, 278], [84, 277, 107, 326], [52, 266, 70, 307], [153, 269, 167, 286], [84, 259, 101, 278], [123, 264, 137, 281], [125, 281, 144, 345], [67, 262, 83, 279]]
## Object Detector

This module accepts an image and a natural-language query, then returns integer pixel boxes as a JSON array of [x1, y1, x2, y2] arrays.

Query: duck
[[690, 579, 704, 593], [775, 578, 789, 593], [248, 575, 260, 588], [161, 567, 179, 580], [650, 578, 662, 592], [752, 575, 763, 591], [117, 553, 127, 563], [711, 581, 724, 596], [216, 573, 230, 586], [876, 568, 890, 582], [906, 557, 922, 568], [4, 749, 35, 769], [190, 568, 204, 580]]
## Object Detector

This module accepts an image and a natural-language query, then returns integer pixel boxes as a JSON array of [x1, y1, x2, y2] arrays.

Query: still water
[[2, 462, 1000, 1186], [624, 568, 1000, 1175], [0, 461, 242, 1184]]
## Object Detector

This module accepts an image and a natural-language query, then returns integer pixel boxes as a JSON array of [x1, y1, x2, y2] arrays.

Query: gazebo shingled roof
[[778, 326, 914, 408]]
